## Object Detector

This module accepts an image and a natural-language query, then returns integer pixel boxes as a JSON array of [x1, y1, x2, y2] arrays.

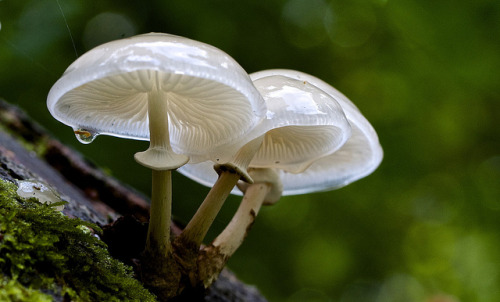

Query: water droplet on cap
[[73, 128, 98, 144]]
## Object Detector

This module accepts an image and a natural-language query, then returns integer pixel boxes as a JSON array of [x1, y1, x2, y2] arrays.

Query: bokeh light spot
[[293, 234, 352, 288], [281, 0, 333, 48], [453, 234, 500, 301], [82, 12, 136, 50], [376, 274, 426, 302], [264, 195, 313, 231], [327, 2, 378, 48]]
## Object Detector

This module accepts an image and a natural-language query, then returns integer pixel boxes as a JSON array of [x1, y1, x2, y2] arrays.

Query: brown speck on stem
[[245, 209, 257, 234]]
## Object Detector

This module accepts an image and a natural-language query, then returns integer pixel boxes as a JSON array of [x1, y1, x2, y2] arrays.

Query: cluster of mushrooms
[[47, 33, 383, 300]]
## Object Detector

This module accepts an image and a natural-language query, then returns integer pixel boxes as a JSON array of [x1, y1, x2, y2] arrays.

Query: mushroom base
[[140, 247, 184, 301]]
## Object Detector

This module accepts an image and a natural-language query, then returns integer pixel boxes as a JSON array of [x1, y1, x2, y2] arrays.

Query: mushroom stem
[[178, 136, 264, 247], [147, 169, 173, 255], [135, 87, 189, 256], [212, 167, 282, 256], [135, 89, 189, 171], [197, 182, 271, 287], [212, 182, 270, 254], [179, 172, 241, 247]]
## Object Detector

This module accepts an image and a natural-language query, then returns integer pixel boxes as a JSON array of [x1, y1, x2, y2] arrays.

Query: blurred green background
[[1, 0, 499, 301]]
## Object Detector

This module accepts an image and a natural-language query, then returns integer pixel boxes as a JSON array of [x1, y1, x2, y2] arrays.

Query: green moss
[[0, 179, 156, 301], [0, 276, 52, 302]]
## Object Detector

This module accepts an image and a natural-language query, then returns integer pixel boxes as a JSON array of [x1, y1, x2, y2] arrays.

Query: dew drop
[[17, 180, 65, 211], [73, 128, 98, 144]]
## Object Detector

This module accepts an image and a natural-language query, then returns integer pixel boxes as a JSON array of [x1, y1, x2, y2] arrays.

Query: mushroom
[[46, 33, 267, 276], [180, 70, 383, 195], [177, 74, 352, 255], [180, 70, 383, 286], [250, 69, 383, 194]]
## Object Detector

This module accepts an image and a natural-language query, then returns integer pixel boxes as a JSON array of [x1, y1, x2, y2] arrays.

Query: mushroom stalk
[[135, 89, 189, 171], [135, 88, 189, 256], [197, 181, 271, 287], [147, 169, 173, 255], [178, 136, 264, 247], [212, 182, 270, 254], [179, 172, 241, 247]]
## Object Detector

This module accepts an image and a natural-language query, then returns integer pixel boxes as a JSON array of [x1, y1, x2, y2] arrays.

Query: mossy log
[[0, 99, 267, 302]]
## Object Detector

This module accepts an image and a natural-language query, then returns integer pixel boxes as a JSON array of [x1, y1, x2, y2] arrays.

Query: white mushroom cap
[[178, 72, 356, 194], [276, 123, 382, 194], [47, 33, 266, 163], [251, 69, 383, 194], [179, 70, 382, 195], [246, 75, 351, 173]]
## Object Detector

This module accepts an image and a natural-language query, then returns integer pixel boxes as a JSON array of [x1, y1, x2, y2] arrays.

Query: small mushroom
[[250, 69, 383, 194], [177, 74, 351, 250], [181, 70, 383, 194], [46, 33, 266, 269], [180, 70, 383, 286]]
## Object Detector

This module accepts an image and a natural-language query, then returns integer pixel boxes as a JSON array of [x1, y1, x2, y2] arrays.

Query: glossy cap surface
[[179, 71, 368, 195], [47, 33, 266, 162], [247, 75, 351, 173], [252, 69, 383, 194]]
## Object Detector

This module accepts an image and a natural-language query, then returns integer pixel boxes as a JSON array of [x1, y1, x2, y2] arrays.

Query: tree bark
[[0, 99, 267, 302]]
